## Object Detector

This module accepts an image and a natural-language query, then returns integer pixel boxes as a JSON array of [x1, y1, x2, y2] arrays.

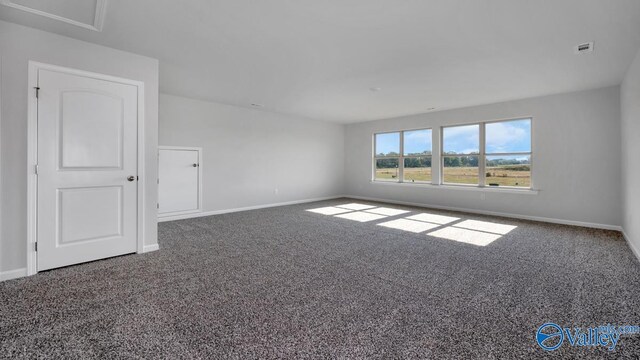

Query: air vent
[[575, 42, 594, 54]]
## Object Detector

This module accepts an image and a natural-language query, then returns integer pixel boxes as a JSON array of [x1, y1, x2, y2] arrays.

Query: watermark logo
[[536, 323, 640, 351], [536, 323, 564, 351]]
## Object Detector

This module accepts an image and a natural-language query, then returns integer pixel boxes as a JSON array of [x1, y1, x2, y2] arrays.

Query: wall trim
[[345, 195, 622, 231], [0, 0, 108, 32], [0, 268, 27, 282], [158, 195, 344, 222], [143, 244, 160, 253], [622, 229, 640, 262]]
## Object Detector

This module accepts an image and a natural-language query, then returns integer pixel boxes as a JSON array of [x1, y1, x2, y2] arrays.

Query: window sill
[[369, 180, 539, 195]]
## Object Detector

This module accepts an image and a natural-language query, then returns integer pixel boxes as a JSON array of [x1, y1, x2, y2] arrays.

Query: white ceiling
[[2, 0, 640, 123]]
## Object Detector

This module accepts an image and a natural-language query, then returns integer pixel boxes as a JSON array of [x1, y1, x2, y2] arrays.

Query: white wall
[[345, 86, 622, 228], [621, 48, 640, 253], [0, 21, 159, 274], [159, 94, 344, 213]]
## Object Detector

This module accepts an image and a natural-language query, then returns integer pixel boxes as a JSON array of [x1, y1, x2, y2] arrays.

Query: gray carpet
[[1, 198, 640, 359]]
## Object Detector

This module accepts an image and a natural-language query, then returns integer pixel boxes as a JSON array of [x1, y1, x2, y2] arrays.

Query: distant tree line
[[376, 151, 530, 169], [485, 158, 530, 167], [443, 155, 478, 167]]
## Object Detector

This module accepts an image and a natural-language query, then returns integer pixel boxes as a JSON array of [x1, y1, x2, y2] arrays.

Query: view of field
[[374, 119, 532, 188], [375, 165, 531, 187], [484, 165, 531, 187]]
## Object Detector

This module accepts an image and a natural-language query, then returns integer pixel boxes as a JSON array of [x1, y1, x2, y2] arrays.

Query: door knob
[[192, 164, 198, 167], [127, 176, 135, 182]]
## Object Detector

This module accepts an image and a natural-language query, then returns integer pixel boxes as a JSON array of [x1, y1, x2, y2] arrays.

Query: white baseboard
[[0, 268, 28, 282], [1, 245, 160, 282], [158, 195, 345, 222], [158, 193, 622, 232], [622, 229, 640, 262], [345, 195, 622, 231], [143, 244, 160, 253]]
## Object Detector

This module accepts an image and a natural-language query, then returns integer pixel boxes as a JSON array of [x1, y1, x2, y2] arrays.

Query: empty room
[[1, 0, 640, 358]]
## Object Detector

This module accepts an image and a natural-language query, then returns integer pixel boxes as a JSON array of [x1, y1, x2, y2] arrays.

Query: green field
[[375, 165, 530, 187]]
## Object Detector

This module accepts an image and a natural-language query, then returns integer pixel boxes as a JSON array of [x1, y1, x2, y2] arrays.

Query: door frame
[[157, 146, 203, 218], [26, 61, 146, 276]]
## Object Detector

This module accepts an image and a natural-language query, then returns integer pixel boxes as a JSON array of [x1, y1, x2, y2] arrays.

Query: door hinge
[[34, 164, 39, 175], [157, 203, 159, 209], [34, 242, 38, 251], [34, 87, 40, 99], [137, 176, 139, 181]]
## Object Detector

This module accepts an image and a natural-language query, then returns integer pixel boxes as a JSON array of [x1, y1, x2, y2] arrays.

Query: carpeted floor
[[1, 198, 640, 359]]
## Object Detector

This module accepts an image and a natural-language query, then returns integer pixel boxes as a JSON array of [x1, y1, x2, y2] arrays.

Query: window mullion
[[372, 134, 376, 181], [439, 127, 444, 185], [399, 131, 404, 183], [479, 123, 486, 187]]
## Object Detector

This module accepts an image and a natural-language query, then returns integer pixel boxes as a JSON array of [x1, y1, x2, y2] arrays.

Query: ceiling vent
[[0, 0, 107, 31], [574, 42, 594, 54]]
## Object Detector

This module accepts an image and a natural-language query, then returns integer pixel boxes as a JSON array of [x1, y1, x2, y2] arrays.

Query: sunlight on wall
[[305, 203, 517, 246]]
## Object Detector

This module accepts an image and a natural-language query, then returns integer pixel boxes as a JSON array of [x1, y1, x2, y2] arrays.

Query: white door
[[158, 148, 200, 215], [37, 69, 138, 271]]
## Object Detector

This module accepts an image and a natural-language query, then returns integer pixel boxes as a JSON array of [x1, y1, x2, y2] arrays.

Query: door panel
[[37, 69, 138, 271], [60, 91, 124, 169], [58, 186, 123, 245], [158, 149, 199, 214]]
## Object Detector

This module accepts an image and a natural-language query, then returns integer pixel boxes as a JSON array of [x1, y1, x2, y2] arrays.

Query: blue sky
[[443, 119, 531, 154], [443, 124, 479, 154], [485, 119, 531, 153], [375, 129, 432, 156], [404, 129, 432, 155], [375, 132, 400, 155], [376, 119, 530, 156]]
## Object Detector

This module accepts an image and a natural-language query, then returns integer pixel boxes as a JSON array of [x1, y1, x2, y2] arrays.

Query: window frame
[[440, 123, 482, 187], [483, 118, 533, 189], [373, 128, 433, 184], [440, 118, 533, 189], [373, 131, 401, 182]]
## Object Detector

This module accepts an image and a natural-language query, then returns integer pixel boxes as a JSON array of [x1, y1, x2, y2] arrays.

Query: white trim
[[27, 61, 146, 276], [157, 146, 203, 218], [345, 195, 622, 231], [158, 196, 344, 222], [158, 192, 618, 231], [26, 62, 38, 276], [0, 0, 108, 31], [143, 244, 160, 253], [0, 56, 3, 275], [369, 180, 539, 195], [0, 268, 28, 282], [622, 229, 640, 262]]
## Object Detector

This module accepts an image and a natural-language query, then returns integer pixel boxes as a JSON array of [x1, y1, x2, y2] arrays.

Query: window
[[442, 124, 480, 185], [374, 129, 432, 183], [441, 118, 532, 188], [403, 129, 432, 183], [374, 132, 400, 181], [485, 119, 531, 188], [372, 118, 532, 190]]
